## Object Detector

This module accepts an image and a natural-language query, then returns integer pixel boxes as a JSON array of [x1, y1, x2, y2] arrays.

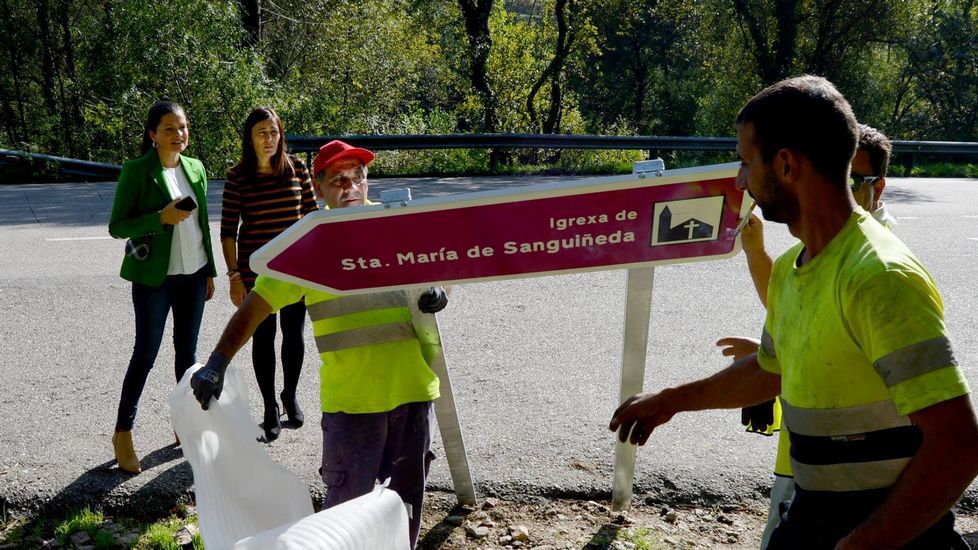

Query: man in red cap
[[193, 139, 449, 547], [310, 139, 376, 209]]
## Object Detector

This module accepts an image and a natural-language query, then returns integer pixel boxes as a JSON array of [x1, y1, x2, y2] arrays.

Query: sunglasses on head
[[850, 175, 881, 192]]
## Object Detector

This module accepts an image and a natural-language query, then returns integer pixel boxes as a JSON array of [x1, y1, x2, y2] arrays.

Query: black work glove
[[417, 286, 448, 313], [191, 351, 231, 410], [741, 399, 776, 434]]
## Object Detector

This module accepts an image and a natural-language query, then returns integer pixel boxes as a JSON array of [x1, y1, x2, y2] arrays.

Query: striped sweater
[[221, 154, 318, 287]]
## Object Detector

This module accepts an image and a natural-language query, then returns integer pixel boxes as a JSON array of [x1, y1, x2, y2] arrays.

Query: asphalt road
[[0, 174, 976, 517]]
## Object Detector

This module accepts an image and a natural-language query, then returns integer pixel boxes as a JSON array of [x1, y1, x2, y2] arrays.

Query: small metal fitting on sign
[[632, 158, 666, 178], [380, 188, 412, 208]]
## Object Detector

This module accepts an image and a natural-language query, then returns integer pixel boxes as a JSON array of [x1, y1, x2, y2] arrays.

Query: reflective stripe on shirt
[[873, 336, 957, 388], [306, 291, 408, 320], [314, 322, 417, 352], [789, 457, 912, 492], [307, 291, 416, 352], [782, 397, 921, 492], [780, 397, 911, 437], [761, 327, 777, 359]]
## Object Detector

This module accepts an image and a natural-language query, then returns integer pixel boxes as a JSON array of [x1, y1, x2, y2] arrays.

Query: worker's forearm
[[842, 445, 973, 547], [213, 294, 272, 358], [842, 396, 978, 547], [745, 249, 773, 307], [671, 354, 780, 413]]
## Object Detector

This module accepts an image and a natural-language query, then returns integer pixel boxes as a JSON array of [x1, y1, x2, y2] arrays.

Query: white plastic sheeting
[[170, 365, 314, 548], [234, 485, 410, 550], [170, 364, 409, 550]]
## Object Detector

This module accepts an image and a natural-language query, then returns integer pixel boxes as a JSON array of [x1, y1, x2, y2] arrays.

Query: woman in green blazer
[[108, 101, 217, 473]]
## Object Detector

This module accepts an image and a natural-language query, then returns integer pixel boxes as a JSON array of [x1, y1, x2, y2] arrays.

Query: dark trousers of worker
[[250, 300, 306, 411], [320, 402, 434, 548], [115, 267, 207, 431], [767, 485, 968, 549]]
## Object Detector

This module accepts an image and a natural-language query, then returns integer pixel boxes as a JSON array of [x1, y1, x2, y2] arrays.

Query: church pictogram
[[650, 196, 725, 246]]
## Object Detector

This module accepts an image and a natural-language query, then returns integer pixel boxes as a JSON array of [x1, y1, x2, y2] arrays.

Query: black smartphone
[[175, 196, 197, 211]]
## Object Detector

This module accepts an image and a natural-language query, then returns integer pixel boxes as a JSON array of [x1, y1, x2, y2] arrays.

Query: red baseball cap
[[312, 140, 375, 175]]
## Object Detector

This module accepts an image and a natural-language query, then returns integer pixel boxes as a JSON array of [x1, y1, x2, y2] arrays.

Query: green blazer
[[108, 150, 217, 287]]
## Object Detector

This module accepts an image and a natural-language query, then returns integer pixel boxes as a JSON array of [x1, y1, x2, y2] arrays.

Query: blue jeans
[[115, 267, 208, 431], [320, 402, 435, 548]]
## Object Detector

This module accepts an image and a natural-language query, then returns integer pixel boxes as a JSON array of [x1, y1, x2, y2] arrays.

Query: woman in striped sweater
[[221, 107, 318, 442]]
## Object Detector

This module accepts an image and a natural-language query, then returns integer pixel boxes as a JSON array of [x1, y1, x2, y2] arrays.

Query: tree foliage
[[1, 0, 976, 176]]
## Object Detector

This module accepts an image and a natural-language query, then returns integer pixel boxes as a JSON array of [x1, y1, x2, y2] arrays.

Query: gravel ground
[[418, 492, 978, 550], [3, 490, 978, 548]]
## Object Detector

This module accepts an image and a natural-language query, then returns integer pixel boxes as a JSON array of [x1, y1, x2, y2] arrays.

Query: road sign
[[251, 162, 748, 294]]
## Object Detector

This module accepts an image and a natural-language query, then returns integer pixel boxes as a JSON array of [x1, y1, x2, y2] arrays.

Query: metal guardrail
[[286, 133, 978, 172], [285, 133, 741, 152], [287, 133, 978, 155], [890, 140, 978, 155], [4, 134, 978, 181], [0, 148, 122, 180]]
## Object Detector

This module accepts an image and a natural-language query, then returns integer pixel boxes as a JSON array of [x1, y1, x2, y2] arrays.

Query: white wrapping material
[[233, 485, 410, 550], [170, 365, 314, 550], [170, 365, 410, 550]]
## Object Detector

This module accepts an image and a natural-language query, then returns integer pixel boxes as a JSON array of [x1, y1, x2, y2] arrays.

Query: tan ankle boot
[[112, 431, 142, 473]]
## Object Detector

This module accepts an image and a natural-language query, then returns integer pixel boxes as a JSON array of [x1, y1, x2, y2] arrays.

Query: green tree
[[458, 0, 499, 135], [257, 0, 457, 137], [77, 0, 269, 170], [525, 0, 592, 134], [575, 0, 704, 136], [905, 0, 978, 139]]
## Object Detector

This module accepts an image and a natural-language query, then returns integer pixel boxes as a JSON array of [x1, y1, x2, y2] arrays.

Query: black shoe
[[260, 404, 282, 443], [281, 391, 304, 428]]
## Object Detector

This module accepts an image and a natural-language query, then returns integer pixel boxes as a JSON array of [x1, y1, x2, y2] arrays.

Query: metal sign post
[[406, 287, 478, 506], [612, 266, 656, 511], [386, 189, 477, 506]]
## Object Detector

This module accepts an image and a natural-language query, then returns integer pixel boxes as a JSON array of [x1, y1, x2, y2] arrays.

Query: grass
[[0, 507, 203, 550], [618, 526, 667, 549], [136, 516, 203, 550], [903, 162, 978, 178], [53, 507, 107, 545]]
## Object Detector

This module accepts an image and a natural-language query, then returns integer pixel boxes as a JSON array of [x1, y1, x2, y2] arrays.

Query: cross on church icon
[[650, 196, 725, 246]]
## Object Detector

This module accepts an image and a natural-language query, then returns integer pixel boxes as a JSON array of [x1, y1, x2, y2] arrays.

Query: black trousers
[[768, 485, 968, 549], [251, 300, 306, 409]]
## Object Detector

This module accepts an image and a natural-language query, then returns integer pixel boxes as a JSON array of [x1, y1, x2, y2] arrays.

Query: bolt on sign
[[250, 162, 748, 294]]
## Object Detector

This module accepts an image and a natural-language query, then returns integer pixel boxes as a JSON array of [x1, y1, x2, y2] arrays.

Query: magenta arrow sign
[[250, 163, 748, 294]]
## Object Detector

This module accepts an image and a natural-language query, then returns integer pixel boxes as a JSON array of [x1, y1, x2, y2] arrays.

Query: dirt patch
[[419, 492, 769, 549], [419, 492, 978, 549]]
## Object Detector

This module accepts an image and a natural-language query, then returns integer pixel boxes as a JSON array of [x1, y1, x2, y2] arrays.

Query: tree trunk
[[633, 64, 647, 132], [458, 0, 500, 169], [732, 0, 799, 84], [36, 0, 58, 113], [239, 0, 261, 46], [524, 0, 576, 165], [0, 0, 29, 143], [59, 0, 81, 156]]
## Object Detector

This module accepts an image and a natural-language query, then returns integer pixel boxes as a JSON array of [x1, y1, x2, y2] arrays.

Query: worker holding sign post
[[610, 76, 978, 549], [191, 140, 448, 548]]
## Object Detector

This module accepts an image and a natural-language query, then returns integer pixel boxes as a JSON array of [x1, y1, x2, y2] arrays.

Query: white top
[[161, 166, 208, 275], [872, 201, 898, 230]]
